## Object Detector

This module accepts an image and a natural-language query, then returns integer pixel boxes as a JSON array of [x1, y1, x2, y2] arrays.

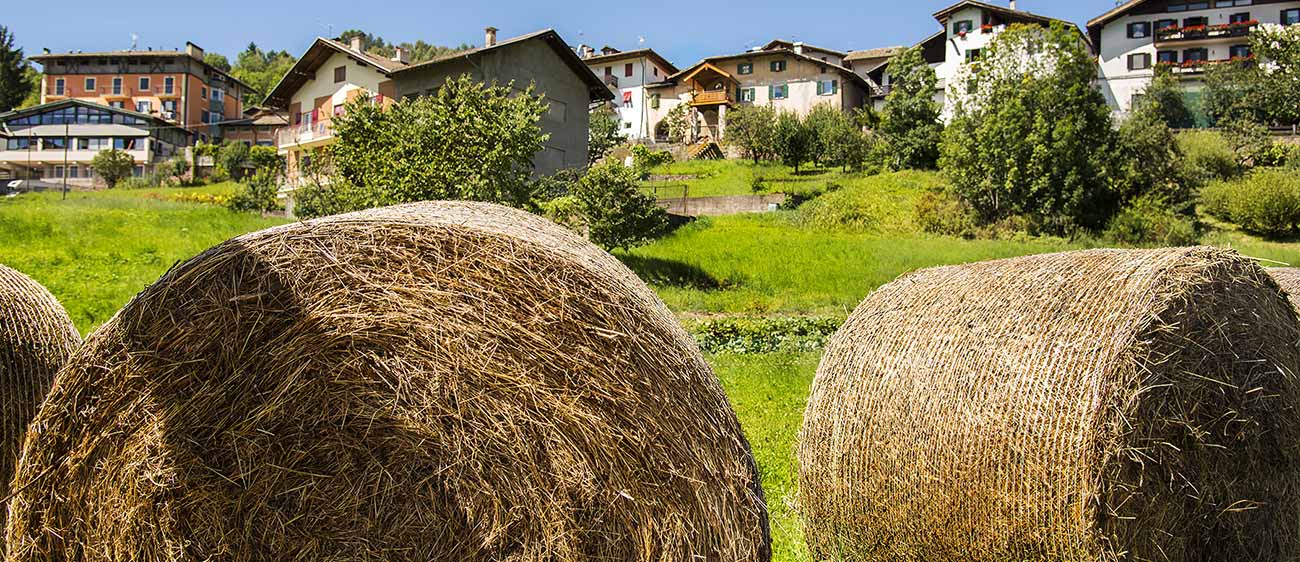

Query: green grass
[[641, 160, 860, 199], [0, 186, 287, 334], [710, 352, 820, 562]]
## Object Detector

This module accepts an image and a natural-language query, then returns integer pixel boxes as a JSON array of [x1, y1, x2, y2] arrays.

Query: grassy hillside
[[642, 160, 859, 199]]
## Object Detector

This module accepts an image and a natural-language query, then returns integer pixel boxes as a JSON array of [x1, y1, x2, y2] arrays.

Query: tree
[[90, 149, 135, 188], [1203, 24, 1300, 127], [662, 103, 690, 144], [314, 74, 548, 217], [774, 111, 814, 173], [0, 26, 33, 112], [573, 163, 670, 251], [1136, 67, 1195, 129], [876, 46, 943, 170], [217, 141, 251, 180], [336, 30, 471, 64], [1115, 103, 1190, 214], [230, 43, 297, 105], [940, 23, 1117, 233], [588, 106, 624, 165], [805, 104, 868, 171], [203, 53, 232, 73], [724, 104, 777, 163]]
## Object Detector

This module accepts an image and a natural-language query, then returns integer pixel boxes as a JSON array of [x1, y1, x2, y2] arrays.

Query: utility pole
[[62, 121, 69, 200]]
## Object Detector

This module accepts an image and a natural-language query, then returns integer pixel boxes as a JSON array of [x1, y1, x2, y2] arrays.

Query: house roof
[[932, 0, 1071, 27], [666, 48, 870, 89], [0, 98, 189, 137], [391, 29, 613, 102], [760, 39, 848, 58], [1087, 0, 1149, 30], [845, 46, 906, 62], [579, 48, 680, 74], [263, 37, 411, 108], [226, 107, 289, 128], [29, 48, 255, 91]]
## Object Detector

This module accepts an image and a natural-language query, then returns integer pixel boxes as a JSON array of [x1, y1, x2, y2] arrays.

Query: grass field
[[3, 165, 1300, 561], [642, 160, 860, 199]]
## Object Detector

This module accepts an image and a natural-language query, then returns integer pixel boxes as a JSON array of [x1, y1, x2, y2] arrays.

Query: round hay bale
[[1269, 267, 1300, 311], [0, 265, 79, 539], [7, 202, 770, 561], [797, 247, 1300, 562]]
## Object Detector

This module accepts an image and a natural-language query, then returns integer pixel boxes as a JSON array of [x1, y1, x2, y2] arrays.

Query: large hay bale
[[0, 265, 80, 541], [1269, 267, 1300, 310], [798, 248, 1300, 562], [7, 202, 770, 561]]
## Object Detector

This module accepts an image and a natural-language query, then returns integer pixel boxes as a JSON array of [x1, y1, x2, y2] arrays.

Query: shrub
[[750, 174, 766, 194], [588, 106, 624, 165], [1178, 130, 1240, 186], [227, 167, 282, 214], [528, 168, 582, 202], [690, 316, 841, 354], [90, 149, 135, 188], [630, 144, 673, 177], [1103, 195, 1199, 246], [538, 195, 580, 231], [1204, 169, 1300, 237], [774, 111, 814, 173], [1255, 142, 1300, 168], [573, 163, 670, 251], [217, 141, 251, 181], [725, 105, 777, 163], [915, 190, 977, 237]]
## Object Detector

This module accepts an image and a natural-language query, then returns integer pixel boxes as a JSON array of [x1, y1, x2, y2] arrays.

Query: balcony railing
[[690, 90, 733, 106], [277, 119, 334, 147], [603, 74, 619, 88], [1157, 55, 1256, 75], [1156, 21, 1258, 43]]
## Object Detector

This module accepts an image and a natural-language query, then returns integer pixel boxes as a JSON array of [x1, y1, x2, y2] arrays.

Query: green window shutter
[[832, 80, 839, 94], [768, 85, 773, 99], [816, 81, 824, 95]]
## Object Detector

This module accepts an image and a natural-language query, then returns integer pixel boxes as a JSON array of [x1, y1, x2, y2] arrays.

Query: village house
[[1088, 0, 1300, 121], [866, 1, 1084, 120], [644, 40, 869, 146], [221, 107, 288, 148], [0, 98, 190, 186], [578, 45, 678, 141], [29, 42, 249, 143], [265, 28, 610, 186]]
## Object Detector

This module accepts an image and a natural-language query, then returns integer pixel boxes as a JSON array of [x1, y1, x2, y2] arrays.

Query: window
[[624, 63, 633, 77], [1284, 9, 1300, 25], [623, 121, 632, 129], [41, 138, 67, 150], [114, 138, 137, 150], [622, 91, 633, 108], [139, 77, 150, 91], [1167, 2, 1210, 11], [1215, 0, 1251, 6], [604, 66, 612, 76], [201, 110, 210, 124], [136, 101, 152, 113], [1183, 48, 1209, 62], [162, 99, 176, 112], [84, 77, 95, 91], [133, 166, 144, 177], [68, 165, 78, 179], [1128, 22, 1151, 38], [51, 166, 63, 178], [965, 49, 983, 63], [953, 20, 974, 35], [1128, 53, 1152, 70], [1155, 19, 1178, 32], [816, 79, 839, 96], [334, 66, 347, 83], [112, 77, 122, 95], [1183, 16, 1208, 28], [164, 76, 174, 94], [6, 138, 33, 150], [738, 87, 756, 102], [201, 87, 207, 99], [1229, 12, 1251, 23], [653, 67, 659, 77], [54, 78, 65, 96], [650, 93, 660, 109], [212, 89, 224, 103], [770, 60, 786, 72], [109, 100, 125, 109], [770, 84, 788, 99], [738, 63, 753, 75], [1230, 44, 1252, 59], [1157, 50, 1179, 64], [76, 138, 110, 150]]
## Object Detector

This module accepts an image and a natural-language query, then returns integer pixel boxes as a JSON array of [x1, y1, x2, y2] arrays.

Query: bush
[[1177, 130, 1240, 187], [538, 195, 581, 231], [915, 190, 977, 237], [631, 144, 673, 177], [573, 163, 670, 251], [690, 317, 841, 354], [1255, 142, 1300, 168], [217, 141, 251, 181], [227, 167, 282, 214], [529, 168, 582, 202], [90, 149, 135, 188], [1103, 195, 1199, 246], [1202, 169, 1300, 237], [588, 106, 624, 165]]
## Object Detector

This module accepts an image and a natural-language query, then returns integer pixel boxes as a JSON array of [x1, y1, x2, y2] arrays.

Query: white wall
[[588, 56, 673, 140], [1096, 2, 1300, 118], [288, 51, 390, 124]]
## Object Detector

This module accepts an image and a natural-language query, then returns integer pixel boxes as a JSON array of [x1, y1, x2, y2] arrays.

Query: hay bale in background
[[798, 248, 1300, 562], [0, 265, 79, 540], [1270, 267, 1300, 310], [7, 202, 770, 561]]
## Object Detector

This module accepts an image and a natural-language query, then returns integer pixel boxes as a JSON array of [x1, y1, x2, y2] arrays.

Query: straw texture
[[0, 265, 79, 545], [798, 247, 1300, 562], [1269, 267, 1300, 311], [6, 201, 770, 562]]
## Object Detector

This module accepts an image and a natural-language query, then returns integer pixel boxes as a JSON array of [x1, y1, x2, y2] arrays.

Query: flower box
[[981, 24, 994, 33]]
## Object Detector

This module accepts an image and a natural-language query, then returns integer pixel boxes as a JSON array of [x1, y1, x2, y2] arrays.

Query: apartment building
[[0, 99, 190, 186], [579, 46, 678, 140], [30, 42, 249, 143], [645, 41, 869, 144], [1089, 0, 1300, 120], [867, 1, 1083, 120]]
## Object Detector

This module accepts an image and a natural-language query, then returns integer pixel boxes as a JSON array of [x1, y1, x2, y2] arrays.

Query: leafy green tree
[[805, 104, 869, 171], [588, 106, 624, 165], [1115, 104, 1190, 214], [725, 104, 777, 163], [940, 23, 1117, 233], [90, 149, 135, 188], [876, 46, 943, 170], [662, 103, 690, 144], [1137, 67, 1195, 129], [203, 52, 232, 73], [573, 163, 670, 251], [247, 145, 281, 172], [227, 166, 283, 214], [217, 141, 250, 180], [336, 30, 471, 64], [0, 26, 33, 112], [230, 43, 297, 105], [774, 111, 814, 173], [19, 67, 40, 108], [320, 74, 548, 215], [1204, 24, 1300, 127]]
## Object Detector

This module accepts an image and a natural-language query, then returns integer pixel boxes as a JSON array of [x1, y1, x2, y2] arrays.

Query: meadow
[[3, 165, 1299, 562]]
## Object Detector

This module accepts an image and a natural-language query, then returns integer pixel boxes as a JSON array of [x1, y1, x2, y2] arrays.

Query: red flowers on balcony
[[981, 24, 994, 33]]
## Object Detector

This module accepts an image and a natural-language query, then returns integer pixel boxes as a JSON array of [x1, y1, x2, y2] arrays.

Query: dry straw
[[0, 265, 79, 542], [1269, 267, 1300, 311], [798, 247, 1300, 562], [7, 201, 770, 561]]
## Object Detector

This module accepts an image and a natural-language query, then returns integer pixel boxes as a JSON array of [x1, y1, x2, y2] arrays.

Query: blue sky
[[7, 0, 1119, 68]]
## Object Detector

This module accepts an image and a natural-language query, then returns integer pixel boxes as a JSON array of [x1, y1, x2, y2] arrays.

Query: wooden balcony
[[690, 90, 733, 106], [1156, 22, 1257, 44]]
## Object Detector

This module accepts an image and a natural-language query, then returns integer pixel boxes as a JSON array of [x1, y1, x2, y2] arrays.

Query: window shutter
[[832, 80, 839, 94], [816, 81, 824, 95], [768, 85, 774, 99]]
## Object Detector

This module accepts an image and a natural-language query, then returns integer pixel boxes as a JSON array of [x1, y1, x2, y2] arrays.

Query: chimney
[[393, 47, 409, 64], [349, 36, 364, 52], [42, 47, 50, 54], [793, 41, 805, 55], [485, 27, 498, 47], [1009, 0, 1017, 10], [185, 41, 204, 60], [576, 44, 590, 58]]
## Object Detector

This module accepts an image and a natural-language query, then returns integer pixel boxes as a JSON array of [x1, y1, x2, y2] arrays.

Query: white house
[[868, 1, 1084, 121], [1088, 0, 1300, 120], [578, 46, 678, 141]]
